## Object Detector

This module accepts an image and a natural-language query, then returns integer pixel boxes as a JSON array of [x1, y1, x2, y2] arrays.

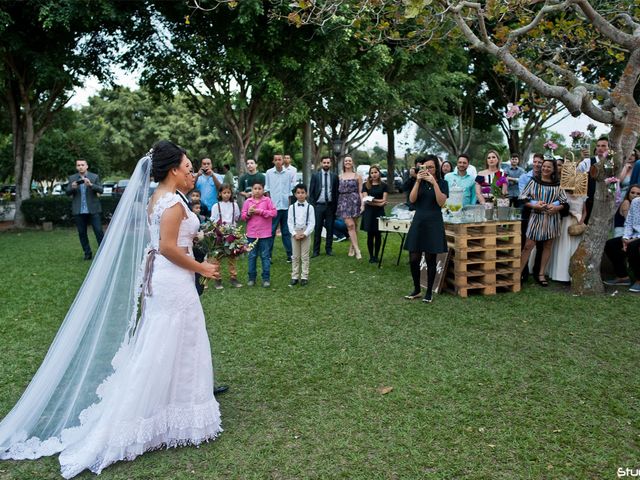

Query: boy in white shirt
[[287, 184, 315, 286]]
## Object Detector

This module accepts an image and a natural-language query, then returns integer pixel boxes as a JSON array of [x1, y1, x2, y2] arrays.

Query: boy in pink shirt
[[241, 182, 277, 287]]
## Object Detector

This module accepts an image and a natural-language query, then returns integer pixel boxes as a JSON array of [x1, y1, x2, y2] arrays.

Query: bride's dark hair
[[152, 140, 187, 181]]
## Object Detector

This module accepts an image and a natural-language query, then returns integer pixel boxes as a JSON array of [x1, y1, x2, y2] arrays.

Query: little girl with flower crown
[[209, 184, 242, 289]]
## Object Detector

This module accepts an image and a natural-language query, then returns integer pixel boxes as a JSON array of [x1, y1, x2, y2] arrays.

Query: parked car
[[102, 181, 117, 196], [0, 185, 16, 200], [380, 169, 404, 192], [113, 179, 129, 197]]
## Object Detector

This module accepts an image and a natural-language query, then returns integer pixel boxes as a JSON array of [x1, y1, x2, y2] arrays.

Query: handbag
[[568, 223, 586, 236]]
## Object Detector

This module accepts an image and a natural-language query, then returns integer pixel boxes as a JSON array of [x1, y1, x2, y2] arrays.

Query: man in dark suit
[[66, 159, 104, 260], [309, 156, 340, 257]]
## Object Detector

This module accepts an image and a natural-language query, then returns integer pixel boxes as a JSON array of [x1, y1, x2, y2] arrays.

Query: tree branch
[[573, 0, 639, 49]]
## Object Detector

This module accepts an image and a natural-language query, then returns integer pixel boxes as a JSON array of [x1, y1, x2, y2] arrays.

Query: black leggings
[[409, 251, 437, 294], [367, 231, 382, 259]]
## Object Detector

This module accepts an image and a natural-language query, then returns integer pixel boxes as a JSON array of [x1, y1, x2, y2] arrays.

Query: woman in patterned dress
[[336, 156, 363, 259], [519, 158, 568, 286]]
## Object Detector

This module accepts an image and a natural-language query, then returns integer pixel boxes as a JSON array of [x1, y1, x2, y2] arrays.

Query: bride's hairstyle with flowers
[[151, 140, 187, 181]]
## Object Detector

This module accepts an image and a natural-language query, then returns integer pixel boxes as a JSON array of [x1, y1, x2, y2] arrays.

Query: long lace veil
[[0, 153, 152, 459]]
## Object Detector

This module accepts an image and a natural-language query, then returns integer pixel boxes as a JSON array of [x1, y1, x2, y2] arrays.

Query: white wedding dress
[[0, 190, 222, 478], [56, 193, 222, 477]]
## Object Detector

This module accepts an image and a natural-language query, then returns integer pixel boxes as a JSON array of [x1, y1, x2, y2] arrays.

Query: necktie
[[324, 172, 329, 203]]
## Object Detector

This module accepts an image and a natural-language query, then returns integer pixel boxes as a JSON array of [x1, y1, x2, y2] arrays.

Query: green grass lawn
[[0, 228, 638, 479]]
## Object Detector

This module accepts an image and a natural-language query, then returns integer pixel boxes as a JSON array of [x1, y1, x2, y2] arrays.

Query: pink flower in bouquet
[[543, 140, 558, 150], [570, 131, 585, 139], [506, 103, 521, 119], [225, 234, 235, 243]]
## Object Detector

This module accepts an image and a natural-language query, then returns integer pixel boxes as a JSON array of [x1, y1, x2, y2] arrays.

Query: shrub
[[21, 196, 121, 226]]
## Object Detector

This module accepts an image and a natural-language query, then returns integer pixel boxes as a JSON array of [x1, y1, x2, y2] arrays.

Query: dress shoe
[[289, 279, 299, 286], [84, 253, 92, 260], [325, 250, 334, 256], [404, 290, 421, 300], [300, 279, 308, 286], [311, 252, 319, 258], [214, 385, 229, 395], [603, 278, 631, 286], [369, 257, 378, 264]]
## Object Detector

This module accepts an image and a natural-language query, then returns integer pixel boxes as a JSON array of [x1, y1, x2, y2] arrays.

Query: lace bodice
[[148, 193, 200, 249]]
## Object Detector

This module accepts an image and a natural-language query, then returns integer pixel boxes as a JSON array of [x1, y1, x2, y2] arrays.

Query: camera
[[76, 179, 84, 185]]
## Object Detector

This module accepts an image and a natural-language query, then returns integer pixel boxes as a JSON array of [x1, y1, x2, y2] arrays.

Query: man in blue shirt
[[506, 153, 525, 206], [194, 157, 222, 216], [265, 154, 294, 262], [444, 154, 477, 206]]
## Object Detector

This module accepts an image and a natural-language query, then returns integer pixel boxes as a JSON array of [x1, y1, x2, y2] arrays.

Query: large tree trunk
[[569, 181, 613, 295], [569, 119, 637, 295], [9, 94, 36, 228], [302, 120, 313, 186], [386, 127, 396, 193]]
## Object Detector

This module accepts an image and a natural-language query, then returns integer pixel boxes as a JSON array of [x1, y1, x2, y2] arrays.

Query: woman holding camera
[[404, 155, 449, 303]]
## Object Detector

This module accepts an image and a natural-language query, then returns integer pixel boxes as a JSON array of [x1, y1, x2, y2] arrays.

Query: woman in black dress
[[404, 155, 449, 303], [360, 165, 388, 263]]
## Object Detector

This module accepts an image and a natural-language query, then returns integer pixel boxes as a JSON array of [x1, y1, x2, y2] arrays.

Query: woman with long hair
[[403, 155, 449, 303], [475, 150, 507, 204], [336, 156, 363, 259], [360, 165, 388, 263]]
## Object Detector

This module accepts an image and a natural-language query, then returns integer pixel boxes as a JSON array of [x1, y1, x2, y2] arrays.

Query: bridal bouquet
[[197, 220, 256, 260]]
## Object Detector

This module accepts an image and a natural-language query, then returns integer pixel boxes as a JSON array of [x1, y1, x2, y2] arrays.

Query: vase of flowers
[[506, 103, 522, 131], [543, 139, 558, 160], [570, 130, 585, 149]]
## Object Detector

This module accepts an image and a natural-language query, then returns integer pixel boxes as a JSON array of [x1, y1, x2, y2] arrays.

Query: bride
[[0, 141, 222, 477]]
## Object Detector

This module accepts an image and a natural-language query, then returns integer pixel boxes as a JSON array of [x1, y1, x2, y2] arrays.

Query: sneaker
[[230, 278, 242, 288], [630, 283, 640, 293], [214, 280, 224, 290], [300, 279, 308, 286], [422, 291, 433, 303], [369, 257, 377, 264], [334, 236, 347, 243], [289, 279, 299, 287], [286, 257, 292, 263], [603, 278, 631, 286], [263, 280, 271, 288], [247, 280, 256, 287]]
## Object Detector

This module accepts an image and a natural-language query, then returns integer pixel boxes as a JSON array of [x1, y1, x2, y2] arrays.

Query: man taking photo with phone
[[195, 157, 222, 218]]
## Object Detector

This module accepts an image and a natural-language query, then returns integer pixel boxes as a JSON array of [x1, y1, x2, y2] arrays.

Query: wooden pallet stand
[[445, 221, 521, 297]]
